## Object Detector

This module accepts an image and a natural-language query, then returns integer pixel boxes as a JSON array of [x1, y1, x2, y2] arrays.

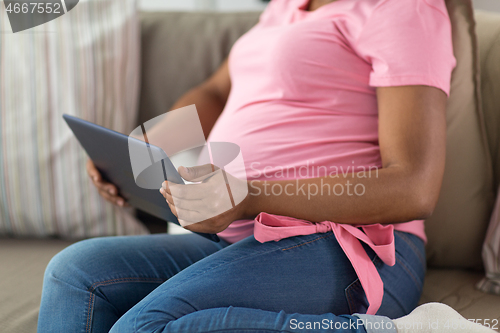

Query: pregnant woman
[[37, 0, 494, 332]]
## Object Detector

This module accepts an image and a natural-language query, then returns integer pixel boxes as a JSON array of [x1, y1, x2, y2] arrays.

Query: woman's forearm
[[244, 164, 442, 225], [144, 84, 226, 156], [241, 86, 447, 227], [145, 59, 231, 156], [169, 84, 227, 139]]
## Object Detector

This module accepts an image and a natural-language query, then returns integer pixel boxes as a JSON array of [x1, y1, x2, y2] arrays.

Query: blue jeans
[[37, 230, 425, 333]]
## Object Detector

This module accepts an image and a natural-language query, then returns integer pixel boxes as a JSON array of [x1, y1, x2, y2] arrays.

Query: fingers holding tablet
[[86, 159, 129, 207]]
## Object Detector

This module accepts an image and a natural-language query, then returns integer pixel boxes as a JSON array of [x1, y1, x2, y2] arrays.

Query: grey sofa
[[1, 8, 500, 333]]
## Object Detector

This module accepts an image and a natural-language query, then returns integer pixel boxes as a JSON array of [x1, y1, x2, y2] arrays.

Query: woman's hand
[[86, 159, 128, 207], [160, 164, 250, 234]]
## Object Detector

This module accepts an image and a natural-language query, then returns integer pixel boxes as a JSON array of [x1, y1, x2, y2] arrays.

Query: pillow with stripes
[[0, 0, 148, 238]]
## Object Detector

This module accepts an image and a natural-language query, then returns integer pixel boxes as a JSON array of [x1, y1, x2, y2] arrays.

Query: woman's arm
[[144, 59, 231, 149], [162, 85, 447, 233], [244, 85, 447, 225], [87, 59, 231, 206]]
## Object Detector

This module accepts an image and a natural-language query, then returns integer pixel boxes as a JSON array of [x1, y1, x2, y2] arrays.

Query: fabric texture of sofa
[[1, 6, 500, 333], [0, 0, 148, 239]]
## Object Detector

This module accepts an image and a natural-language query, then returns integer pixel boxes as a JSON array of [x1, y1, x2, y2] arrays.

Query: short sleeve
[[354, 0, 456, 96]]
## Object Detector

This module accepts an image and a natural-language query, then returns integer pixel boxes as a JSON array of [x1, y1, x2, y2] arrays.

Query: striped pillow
[[0, 0, 148, 237]]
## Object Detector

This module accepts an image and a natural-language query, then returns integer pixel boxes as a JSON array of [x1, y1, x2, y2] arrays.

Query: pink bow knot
[[253, 212, 396, 315], [315, 222, 333, 234]]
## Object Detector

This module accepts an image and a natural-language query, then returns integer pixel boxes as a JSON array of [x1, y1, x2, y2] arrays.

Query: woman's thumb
[[179, 164, 218, 181]]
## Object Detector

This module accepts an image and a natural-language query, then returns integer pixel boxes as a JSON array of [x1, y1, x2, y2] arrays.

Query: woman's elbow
[[410, 183, 441, 220]]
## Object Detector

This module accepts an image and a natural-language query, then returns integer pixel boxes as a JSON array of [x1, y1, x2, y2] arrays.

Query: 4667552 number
[[5, 2, 62, 14]]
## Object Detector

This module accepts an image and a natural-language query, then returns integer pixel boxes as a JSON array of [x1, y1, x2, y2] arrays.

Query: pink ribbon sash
[[254, 212, 396, 315]]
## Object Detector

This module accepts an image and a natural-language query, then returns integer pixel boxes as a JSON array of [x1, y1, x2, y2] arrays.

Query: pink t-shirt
[[208, 0, 455, 314], [211, 0, 455, 243]]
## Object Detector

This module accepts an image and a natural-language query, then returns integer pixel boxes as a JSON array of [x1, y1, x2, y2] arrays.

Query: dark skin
[[89, 0, 448, 234]]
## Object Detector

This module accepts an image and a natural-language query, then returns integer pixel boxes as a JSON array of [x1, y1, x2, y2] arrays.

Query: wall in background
[[140, 0, 500, 12], [473, 0, 500, 12], [139, 0, 266, 11], [139, 0, 197, 11]]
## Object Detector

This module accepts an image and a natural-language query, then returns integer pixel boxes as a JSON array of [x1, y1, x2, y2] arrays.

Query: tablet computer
[[63, 114, 220, 242]]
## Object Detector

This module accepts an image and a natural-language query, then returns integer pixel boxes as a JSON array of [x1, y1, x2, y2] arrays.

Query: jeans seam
[[87, 277, 165, 293], [86, 277, 165, 333], [167, 233, 335, 283], [183, 323, 369, 333], [177, 329, 295, 333], [345, 279, 361, 314], [86, 294, 93, 333], [345, 251, 380, 314], [132, 233, 336, 331], [396, 232, 426, 267], [280, 233, 334, 251], [396, 256, 423, 293], [164, 319, 300, 333]]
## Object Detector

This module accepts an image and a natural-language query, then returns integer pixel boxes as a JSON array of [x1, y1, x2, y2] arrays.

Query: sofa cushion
[[474, 10, 500, 297], [0, 0, 148, 238], [0, 238, 74, 333], [424, 0, 495, 270], [138, 11, 260, 124], [476, 184, 500, 295], [419, 269, 500, 325], [1, 240, 498, 333]]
